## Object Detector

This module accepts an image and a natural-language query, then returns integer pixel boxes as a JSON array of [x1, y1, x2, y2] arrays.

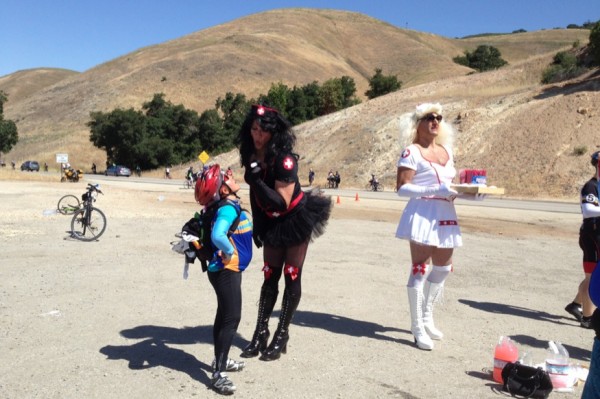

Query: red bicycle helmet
[[195, 164, 223, 205]]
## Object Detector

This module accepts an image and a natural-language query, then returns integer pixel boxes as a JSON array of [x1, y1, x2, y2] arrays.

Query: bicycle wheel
[[71, 207, 107, 241], [57, 195, 80, 215], [376, 184, 385, 192]]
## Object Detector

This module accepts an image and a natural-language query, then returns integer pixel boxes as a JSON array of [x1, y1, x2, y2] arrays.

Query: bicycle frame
[[70, 184, 107, 241]]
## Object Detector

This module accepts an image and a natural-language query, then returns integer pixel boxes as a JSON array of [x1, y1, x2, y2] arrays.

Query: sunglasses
[[422, 114, 443, 122]]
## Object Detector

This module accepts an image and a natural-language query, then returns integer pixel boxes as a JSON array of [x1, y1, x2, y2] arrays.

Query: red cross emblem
[[284, 265, 299, 280], [262, 264, 272, 279], [412, 263, 427, 276], [401, 148, 411, 158], [282, 157, 294, 170]]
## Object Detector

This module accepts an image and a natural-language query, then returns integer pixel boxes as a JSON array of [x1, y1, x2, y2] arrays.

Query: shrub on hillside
[[453, 45, 508, 72], [541, 50, 587, 84], [590, 21, 600, 65], [573, 145, 588, 156], [365, 68, 402, 99]]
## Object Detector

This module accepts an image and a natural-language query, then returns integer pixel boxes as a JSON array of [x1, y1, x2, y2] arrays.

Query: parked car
[[105, 165, 131, 177], [20, 161, 40, 172]]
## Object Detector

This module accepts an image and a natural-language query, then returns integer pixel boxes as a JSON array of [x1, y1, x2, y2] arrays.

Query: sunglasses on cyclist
[[421, 114, 443, 122]]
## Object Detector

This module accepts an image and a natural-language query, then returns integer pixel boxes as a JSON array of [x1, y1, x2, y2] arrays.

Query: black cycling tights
[[262, 241, 309, 297], [208, 269, 242, 373]]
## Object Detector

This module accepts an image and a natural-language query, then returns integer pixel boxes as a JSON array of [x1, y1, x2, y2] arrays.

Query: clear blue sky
[[1, 0, 599, 77]]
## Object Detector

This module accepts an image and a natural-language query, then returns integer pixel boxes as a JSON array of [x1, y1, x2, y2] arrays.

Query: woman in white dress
[[396, 103, 483, 350]]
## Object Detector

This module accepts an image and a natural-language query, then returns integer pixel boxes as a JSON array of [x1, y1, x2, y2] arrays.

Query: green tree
[[197, 108, 226, 152], [339, 76, 360, 108], [590, 21, 600, 65], [142, 94, 201, 163], [214, 92, 249, 152], [0, 90, 7, 115], [455, 45, 508, 72], [541, 50, 585, 83], [0, 90, 19, 155], [365, 68, 402, 99], [286, 86, 310, 125], [0, 119, 18, 155], [300, 81, 321, 120], [264, 82, 290, 114], [88, 108, 148, 166], [319, 78, 345, 115]]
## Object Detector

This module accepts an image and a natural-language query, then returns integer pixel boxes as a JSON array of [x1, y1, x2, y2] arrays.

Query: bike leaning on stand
[[70, 184, 107, 241]]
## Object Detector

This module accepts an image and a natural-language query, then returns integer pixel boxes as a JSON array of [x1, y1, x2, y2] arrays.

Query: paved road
[[88, 174, 580, 215]]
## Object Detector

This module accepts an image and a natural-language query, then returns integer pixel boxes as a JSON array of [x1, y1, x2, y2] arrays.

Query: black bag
[[501, 362, 553, 399]]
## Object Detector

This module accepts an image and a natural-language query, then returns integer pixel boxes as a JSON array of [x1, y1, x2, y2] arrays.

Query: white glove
[[397, 183, 458, 199]]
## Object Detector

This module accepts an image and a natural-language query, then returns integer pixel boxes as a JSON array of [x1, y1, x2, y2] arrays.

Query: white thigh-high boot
[[422, 264, 452, 340], [407, 285, 434, 350]]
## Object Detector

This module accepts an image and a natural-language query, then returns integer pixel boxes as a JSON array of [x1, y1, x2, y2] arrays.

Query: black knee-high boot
[[240, 286, 278, 358], [260, 290, 301, 361]]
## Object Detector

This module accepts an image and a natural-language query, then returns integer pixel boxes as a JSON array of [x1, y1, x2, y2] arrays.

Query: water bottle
[[493, 336, 519, 383], [546, 341, 572, 390]]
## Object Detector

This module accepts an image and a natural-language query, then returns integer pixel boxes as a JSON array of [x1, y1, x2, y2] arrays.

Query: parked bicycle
[[70, 184, 107, 241], [183, 176, 194, 189], [57, 194, 81, 215]]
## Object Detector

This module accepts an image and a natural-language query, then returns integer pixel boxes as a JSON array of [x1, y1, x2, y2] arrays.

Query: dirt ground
[[0, 176, 595, 398]]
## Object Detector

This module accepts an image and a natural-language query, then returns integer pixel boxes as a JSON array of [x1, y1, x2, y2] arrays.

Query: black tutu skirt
[[263, 189, 332, 247]]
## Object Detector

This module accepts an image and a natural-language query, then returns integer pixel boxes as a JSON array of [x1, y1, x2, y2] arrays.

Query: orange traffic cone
[[355, 193, 360, 201], [336, 196, 341, 204]]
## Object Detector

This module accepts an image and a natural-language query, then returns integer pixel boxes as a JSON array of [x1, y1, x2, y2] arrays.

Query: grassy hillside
[[0, 8, 595, 198]]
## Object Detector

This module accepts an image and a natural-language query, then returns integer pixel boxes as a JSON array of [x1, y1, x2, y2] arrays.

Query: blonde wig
[[398, 103, 454, 150]]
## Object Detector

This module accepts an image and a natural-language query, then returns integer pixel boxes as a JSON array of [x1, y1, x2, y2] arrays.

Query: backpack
[[181, 199, 242, 272]]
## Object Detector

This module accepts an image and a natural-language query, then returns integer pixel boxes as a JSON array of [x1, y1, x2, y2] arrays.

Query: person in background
[[308, 168, 315, 186], [237, 103, 331, 361], [582, 264, 600, 398], [44, 162, 48, 172], [91, 163, 97, 174], [566, 151, 600, 328], [186, 166, 195, 185], [395, 103, 485, 351], [165, 165, 171, 179], [334, 171, 341, 188], [194, 164, 253, 395], [369, 174, 379, 191], [327, 170, 335, 188]]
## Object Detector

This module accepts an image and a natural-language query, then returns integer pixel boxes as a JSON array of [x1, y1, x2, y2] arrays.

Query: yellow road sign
[[198, 151, 210, 164]]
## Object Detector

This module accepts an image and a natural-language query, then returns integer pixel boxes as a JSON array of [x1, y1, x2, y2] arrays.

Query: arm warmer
[[211, 206, 238, 256], [582, 202, 600, 219], [397, 183, 457, 198], [252, 178, 288, 212]]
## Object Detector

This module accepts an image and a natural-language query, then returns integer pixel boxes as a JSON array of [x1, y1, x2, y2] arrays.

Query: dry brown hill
[[0, 8, 596, 199]]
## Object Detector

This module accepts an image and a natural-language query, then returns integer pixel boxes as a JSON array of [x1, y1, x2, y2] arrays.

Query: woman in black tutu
[[237, 103, 331, 361]]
